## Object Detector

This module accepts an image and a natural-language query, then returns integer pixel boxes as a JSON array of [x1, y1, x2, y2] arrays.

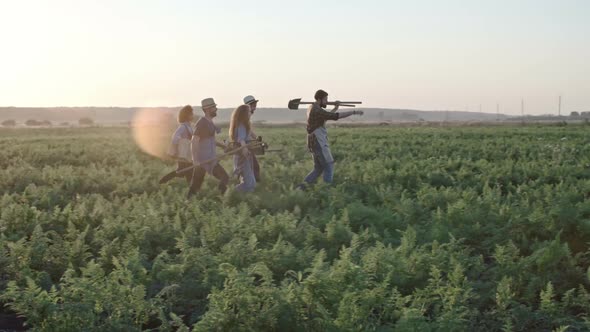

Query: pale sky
[[1, 0, 589, 114]]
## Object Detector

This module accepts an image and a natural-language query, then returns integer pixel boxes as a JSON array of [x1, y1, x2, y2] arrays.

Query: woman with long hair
[[229, 104, 256, 192], [159, 105, 194, 184]]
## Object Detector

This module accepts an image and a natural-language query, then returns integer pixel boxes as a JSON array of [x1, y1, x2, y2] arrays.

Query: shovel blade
[[288, 98, 301, 110]]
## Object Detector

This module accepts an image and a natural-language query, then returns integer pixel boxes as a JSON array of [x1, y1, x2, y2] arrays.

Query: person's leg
[[177, 161, 193, 182], [233, 155, 243, 183], [212, 164, 229, 194], [303, 152, 324, 184], [235, 157, 256, 192], [159, 161, 192, 184], [188, 166, 206, 197], [159, 170, 178, 184], [297, 149, 324, 190], [310, 142, 334, 184], [252, 154, 261, 182], [323, 162, 334, 184]]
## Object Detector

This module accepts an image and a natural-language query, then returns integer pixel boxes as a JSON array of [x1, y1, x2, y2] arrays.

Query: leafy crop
[[0, 125, 589, 331]]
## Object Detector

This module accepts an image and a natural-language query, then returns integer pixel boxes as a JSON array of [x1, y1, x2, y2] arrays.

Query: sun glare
[[131, 108, 176, 159]]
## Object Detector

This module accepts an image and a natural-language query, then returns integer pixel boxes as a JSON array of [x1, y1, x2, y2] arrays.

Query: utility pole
[[496, 103, 500, 121], [558, 95, 562, 117], [521, 99, 525, 125]]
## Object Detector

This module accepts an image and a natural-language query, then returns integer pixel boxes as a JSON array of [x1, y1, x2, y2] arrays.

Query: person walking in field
[[187, 98, 230, 197], [296, 89, 363, 189], [230, 104, 256, 192], [243, 95, 261, 182], [159, 105, 194, 184]]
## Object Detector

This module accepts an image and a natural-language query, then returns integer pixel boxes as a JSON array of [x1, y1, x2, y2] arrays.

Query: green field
[[1, 125, 590, 331]]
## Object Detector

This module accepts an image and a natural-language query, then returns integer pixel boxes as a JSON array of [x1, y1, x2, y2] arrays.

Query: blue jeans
[[303, 143, 334, 184], [235, 155, 256, 192]]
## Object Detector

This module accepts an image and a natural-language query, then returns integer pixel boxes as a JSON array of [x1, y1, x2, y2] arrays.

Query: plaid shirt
[[306, 103, 339, 150]]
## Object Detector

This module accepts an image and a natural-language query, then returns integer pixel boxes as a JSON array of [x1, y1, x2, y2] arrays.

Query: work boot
[[295, 183, 307, 191]]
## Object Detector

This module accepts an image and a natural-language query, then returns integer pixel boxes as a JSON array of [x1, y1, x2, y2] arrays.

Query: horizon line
[[0, 105, 514, 115]]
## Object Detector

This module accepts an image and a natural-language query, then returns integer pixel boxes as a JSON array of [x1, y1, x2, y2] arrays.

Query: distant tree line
[[25, 119, 52, 126], [570, 111, 590, 117], [0, 118, 94, 127], [78, 117, 94, 125], [1, 119, 16, 127]]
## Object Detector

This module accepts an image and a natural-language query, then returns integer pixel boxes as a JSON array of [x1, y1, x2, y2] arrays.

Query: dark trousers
[[252, 154, 260, 182], [159, 161, 192, 184], [188, 163, 229, 195]]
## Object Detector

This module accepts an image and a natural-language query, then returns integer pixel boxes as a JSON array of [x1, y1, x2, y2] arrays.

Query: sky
[[1, 0, 589, 115]]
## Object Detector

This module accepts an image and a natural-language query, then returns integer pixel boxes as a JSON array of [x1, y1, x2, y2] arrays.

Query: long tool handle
[[298, 101, 362, 105], [175, 142, 263, 174], [329, 101, 362, 104]]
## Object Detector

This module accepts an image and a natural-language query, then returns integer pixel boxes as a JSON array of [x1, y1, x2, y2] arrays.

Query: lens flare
[[131, 108, 176, 159]]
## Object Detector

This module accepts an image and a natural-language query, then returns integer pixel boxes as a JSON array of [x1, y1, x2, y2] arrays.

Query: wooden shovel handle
[[296, 101, 362, 105], [328, 101, 362, 104]]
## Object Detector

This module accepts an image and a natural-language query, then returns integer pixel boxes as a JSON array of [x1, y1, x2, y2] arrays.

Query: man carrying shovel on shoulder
[[187, 98, 230, 197], [296, 89, 363, 189]]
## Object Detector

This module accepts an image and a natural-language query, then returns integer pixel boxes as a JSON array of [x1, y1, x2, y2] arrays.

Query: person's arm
[[216, 141, 226, 149], [337, 110, 364, 119], [192, 120, 209, 148], [171, 125, 185, 145], [317, 108, 340, 121], [250, 129, 257, 139], [168, 125, 186, 156], [190, 133, 200, 162], [330, 101, 341, 113]]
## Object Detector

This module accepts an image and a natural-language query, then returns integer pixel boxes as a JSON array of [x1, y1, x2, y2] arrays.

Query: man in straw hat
[[188, 97, 229, 197], [243, 95, 261, 182], [296, 89, 363, 189]]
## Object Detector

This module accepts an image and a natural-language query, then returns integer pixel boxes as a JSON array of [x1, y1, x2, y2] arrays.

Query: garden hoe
[[175, 140, 280, 175]]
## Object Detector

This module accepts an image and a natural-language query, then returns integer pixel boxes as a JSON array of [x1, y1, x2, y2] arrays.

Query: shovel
[[288, 98, 362, 110]]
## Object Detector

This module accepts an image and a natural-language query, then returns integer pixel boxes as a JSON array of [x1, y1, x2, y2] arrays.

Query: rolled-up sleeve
[[317, 109, 339, 121]]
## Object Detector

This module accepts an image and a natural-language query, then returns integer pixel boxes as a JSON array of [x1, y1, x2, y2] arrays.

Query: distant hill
[[0, 106, 511, 126]]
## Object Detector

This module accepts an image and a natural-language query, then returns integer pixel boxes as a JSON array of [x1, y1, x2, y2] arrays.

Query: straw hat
[[201, 98, 217, 110], [243, 95, 259, 105]]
